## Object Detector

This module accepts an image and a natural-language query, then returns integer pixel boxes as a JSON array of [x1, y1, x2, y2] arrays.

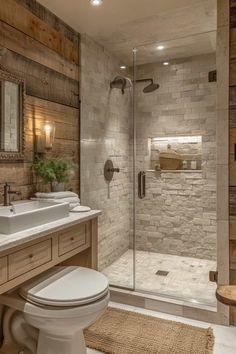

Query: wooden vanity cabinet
[[0, 217, 98, 294]]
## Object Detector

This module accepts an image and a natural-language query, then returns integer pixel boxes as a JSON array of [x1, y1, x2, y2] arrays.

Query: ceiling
[[136, 31, 216, 65], [38, 0, 217, 65]]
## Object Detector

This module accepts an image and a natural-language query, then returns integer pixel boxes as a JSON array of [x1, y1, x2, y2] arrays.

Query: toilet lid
[[19, 267, 109, 307]]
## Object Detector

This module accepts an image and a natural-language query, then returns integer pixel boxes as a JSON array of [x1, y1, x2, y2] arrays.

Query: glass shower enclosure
[[102, 31, 217, 308]]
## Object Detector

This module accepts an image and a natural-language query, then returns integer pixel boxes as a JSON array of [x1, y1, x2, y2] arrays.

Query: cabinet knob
[[29, 254, 34, 260], [70, 237, 75, 241]]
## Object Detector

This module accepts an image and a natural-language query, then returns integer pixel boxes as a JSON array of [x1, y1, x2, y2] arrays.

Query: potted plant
[[33, 157, 74, 192]]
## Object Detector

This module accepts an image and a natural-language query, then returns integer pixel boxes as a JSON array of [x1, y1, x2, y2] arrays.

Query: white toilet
[[0, 266, 110, 354]]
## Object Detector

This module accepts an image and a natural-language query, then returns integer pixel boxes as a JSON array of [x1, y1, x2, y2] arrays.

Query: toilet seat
[[18, 266, 109, 307]]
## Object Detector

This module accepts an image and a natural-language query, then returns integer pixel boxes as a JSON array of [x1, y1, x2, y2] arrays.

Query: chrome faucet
[[3, 183, 21, 206]]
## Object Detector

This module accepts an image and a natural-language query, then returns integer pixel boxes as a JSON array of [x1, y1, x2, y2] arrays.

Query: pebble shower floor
[[102, 250, 217, 306]]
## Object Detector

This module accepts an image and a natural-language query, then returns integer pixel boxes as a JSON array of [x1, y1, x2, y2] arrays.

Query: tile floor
[[102, 249, 217, 306], [87, 302, 236, 354]]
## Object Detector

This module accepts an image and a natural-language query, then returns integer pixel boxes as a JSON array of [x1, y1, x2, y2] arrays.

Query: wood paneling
[[229, 0, 236, 325], [0, 21, 79, 80], [0, 0, 79, 63], [24, 96, 80, 193], [26, 96, 79, 126], [0, 48, 79, 108], [230, 216, 236, 239], [230, 106, 236, 127], [0, 0, 80, 201], [230, 86, 236, 128], [14, 0, 80, 46], [230, 241, 236, 268], [230, 64, 236, 85]]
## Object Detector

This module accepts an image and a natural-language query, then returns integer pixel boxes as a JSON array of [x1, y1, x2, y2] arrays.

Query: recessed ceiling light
[[157, 45, 164, 50], [163, 62, 169, 66], [120, 66, 126, 69], [90, 0, 103, 6]]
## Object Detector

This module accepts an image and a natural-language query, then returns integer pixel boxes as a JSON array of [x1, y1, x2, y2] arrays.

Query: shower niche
[[150, 135, 202, 172]]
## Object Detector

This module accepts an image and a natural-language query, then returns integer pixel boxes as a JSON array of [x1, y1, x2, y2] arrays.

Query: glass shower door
[[133, 33, 217, 307]]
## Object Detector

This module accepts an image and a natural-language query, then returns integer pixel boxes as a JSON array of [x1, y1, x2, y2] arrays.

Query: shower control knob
[[104, 160, 120, 182]]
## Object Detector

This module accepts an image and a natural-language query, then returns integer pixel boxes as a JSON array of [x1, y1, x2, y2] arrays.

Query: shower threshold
[[109, 286, 222, 324]]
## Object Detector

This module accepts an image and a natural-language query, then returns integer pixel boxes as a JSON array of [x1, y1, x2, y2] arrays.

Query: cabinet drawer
[[58, 223, 89, 256], [0, 257, 8, 285], [8, 239, 52, 280]]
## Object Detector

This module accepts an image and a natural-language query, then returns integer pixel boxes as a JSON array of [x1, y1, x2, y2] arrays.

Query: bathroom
[[0, 0, 235, 353]]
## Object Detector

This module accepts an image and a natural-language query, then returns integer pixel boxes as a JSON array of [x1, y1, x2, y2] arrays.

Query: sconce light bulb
[[44, 124, 52, 133]]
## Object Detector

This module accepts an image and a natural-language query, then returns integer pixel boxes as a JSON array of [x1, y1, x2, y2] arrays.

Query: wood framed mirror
[[0, 68, 25, 161]]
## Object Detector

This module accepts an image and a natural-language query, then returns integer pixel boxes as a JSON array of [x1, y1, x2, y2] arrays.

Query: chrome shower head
[[110, 76, 133, 94], [143, 82, 160, 93], [136, 78, 160, 93]]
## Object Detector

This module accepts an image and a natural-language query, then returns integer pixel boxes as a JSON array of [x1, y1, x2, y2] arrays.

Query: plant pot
[[51, 182, 65, 192]]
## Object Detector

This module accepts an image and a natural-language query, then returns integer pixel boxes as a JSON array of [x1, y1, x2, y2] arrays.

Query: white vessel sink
[[0, 200, 70, 235]]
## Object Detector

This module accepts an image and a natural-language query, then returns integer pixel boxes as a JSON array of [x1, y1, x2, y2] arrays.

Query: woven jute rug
[[84, 307, 214, 354]]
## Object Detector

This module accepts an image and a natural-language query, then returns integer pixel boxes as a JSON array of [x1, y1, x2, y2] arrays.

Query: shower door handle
[[138, 171, 146, 199]]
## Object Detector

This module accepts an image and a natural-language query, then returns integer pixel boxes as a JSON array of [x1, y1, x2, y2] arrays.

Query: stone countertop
[[0, 210, 102, 252]]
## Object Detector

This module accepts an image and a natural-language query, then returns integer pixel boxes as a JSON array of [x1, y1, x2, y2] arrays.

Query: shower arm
[[135, 78, 154, 85]]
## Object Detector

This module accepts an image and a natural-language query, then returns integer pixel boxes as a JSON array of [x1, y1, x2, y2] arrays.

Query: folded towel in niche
[[35, 191, 79, 200]]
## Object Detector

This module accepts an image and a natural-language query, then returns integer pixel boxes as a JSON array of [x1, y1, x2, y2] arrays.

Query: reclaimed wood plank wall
[[0, 0, 80, 200], [229, 0, 236, 325]]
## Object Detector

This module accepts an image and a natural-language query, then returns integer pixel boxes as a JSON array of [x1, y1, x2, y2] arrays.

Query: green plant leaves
[[33, 158, 74, 184]]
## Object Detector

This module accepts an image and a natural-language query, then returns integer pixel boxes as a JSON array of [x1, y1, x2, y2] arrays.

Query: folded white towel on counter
[[69, 202, 81, 211], [53, 196, 80, 204], [35, 191, 79, 200], [32, 196, 80, 211]]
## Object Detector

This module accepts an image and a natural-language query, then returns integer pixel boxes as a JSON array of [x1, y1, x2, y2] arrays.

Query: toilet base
[[37, 330, 86, 354], [0, 289, 109, 354]]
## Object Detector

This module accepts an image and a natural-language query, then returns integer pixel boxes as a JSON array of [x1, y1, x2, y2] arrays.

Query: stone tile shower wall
[[80, 35, 132, 270], [135, 54, 217, 260]]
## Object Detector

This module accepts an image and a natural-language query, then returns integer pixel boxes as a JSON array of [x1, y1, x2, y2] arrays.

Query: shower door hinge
[[209, 270, 218, 283]]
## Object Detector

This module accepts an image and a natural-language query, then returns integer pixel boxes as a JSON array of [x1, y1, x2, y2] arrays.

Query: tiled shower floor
[[102, 249, 217, 307]]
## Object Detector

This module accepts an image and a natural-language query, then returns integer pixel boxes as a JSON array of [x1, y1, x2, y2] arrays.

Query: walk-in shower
[[81, 30, 217, 312], [103, 31, 217, 308]]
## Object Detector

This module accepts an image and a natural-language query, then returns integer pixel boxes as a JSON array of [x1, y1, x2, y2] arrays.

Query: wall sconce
[[35, 121, 55, 154]]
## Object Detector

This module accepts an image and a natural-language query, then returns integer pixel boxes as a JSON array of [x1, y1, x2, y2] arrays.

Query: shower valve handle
[[108, 167, 120, 173], [104, 160, 120, 182]]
